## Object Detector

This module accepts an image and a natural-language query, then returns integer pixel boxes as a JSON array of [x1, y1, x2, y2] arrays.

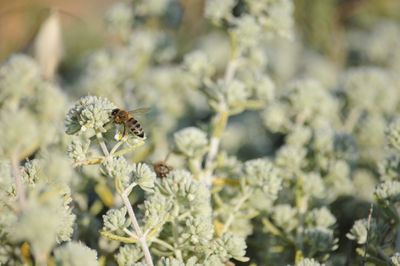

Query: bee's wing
[[128, 107, 150, 116]]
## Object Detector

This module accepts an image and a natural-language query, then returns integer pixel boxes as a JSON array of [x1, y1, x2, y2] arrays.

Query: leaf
[[34, 10, 63, 80]]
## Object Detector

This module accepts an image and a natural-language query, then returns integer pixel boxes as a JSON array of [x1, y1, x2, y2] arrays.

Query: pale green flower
[[65, 96, 115, 135], [296, 258, 325, 266], [54, 242, 97, 266], [132, 163, 156, 192], [244, 158, 282, 200], [102, 157, 133, 189], [387, 119, 400, 151], [102, 207, 130, 233], [346, 218, 377, 245], [0, 54, 40, 103], [174, 127, 209, 158], [115, 245, 143, 266], [374, 180, 400, 204], [306, 207, 336, 228], [204, 0, 236, 24], [391, 253, 400, 266], [272, 204, 298, 232]]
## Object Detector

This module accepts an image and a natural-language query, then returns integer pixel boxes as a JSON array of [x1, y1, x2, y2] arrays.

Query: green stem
[[96, 132, 110, 157], [113, 139, 145, 157], [152, 238, 175, 251], [11, 153, 26, 210], [172, 218, 183, 260], [110, 140, 125, 155], [121, 189, 154, 266], [220, 190, 251, 235]]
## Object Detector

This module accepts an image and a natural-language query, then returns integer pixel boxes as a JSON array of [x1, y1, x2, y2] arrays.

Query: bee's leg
[[122, 124, 127, 137]]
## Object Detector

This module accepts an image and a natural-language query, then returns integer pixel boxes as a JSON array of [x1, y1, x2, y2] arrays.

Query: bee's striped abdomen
[[127, 117, 145, 138]]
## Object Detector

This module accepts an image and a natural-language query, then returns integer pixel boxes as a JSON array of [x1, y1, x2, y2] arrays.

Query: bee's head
[[111, 108, 119, 117]]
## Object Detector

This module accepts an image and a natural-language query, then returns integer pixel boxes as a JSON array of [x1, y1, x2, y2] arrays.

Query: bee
[[153, 153, 173, 178], [111, 107, 149, 138]]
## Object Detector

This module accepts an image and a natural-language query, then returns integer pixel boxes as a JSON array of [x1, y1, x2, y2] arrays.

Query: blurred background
[[0, 0, 115, 63], [1, 0, 400, 65]]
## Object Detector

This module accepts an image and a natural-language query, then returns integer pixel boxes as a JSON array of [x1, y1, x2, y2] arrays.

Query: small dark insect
[[111, 107, 149, 138], [153, 152, 173, 178], [153, 161, 173, 178]]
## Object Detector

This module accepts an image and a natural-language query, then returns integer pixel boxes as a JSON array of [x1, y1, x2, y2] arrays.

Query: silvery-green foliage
[[305, 207, 336, 229], [271, 204, 298, 233], [206, 233, 248, 263], [392, 253, 400, 266], [134, 0, 172, 17], [301, 173, 325, 199], [0, 54, 40, 106], [65, 95, 115, 135], [347, 21, 400, 69], [232, 15, 262, 51], [174, 127, 209, 158], [142, 192, 171, 232], [346, 219, 375, 245], [132, 163, 156, 192], [379, 151, 400, 181], [183, 50, 215, 81], [0, 159, 13, 195], [296, 258, 325, 266], [157, 257, 199, 266], [341, 67, 398, 114], [223, 79, 250, 108], [54, 242, 98, 266], [374, 180, 400, 205], [115, 245, 143, 266], [105, 2, 133, 41], [387, 119, 400, 152], [262, 102, 290, 133], [244, 0, 294, 38], [103, 207, 131, 233], [283, 78, 339, 126], [275, 145, 306, 177], [204, 0, 236, 25], [158, 170, 211, 217], [102, 157, 133, 189], [0, 110, 38, 157], [67, 138, 91, 162], [303, 227, 338, 255], [243, 158, 282, 198], [182, 217, 214, 245], [8, 190, 75, 259]]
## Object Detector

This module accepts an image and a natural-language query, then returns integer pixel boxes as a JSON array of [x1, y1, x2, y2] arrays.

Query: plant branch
[[220, 190, 251, 235], [110, 140, 125, 155], [96, 132, 110, 157], [362, 203, 374, 266], [152, 238, 175, 251], [11, 153, 26, 210], [121, 189, 154, 266]]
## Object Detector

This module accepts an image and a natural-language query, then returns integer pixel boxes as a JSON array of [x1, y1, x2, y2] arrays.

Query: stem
[[72, 157, 104, 167], [96, 132, 110, 157], [202, 107, 229, 186], [200, 34, 239, 186], [153, 238, 175, 251], [110, 140, 124, 155], [343, 107, 361, 132], [363, 203, 374, 266], [11, 153, 26, 209], [113, 139, 145, 157], [220, 191, 251, 235], [121, 190, 154, 266], [172, 217, 183, 260]]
